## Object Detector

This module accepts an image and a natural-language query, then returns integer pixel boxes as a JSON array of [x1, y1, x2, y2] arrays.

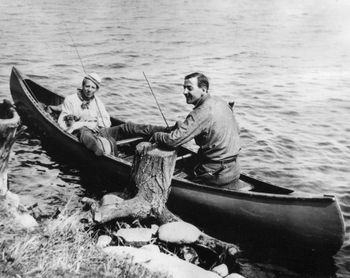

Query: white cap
[[84, 73, 102, 88]]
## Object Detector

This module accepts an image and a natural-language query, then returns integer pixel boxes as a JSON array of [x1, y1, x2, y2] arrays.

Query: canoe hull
[[167, 181, 344, 254]]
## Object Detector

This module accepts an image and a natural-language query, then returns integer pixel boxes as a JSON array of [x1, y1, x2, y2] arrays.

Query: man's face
[[82, 79, 98, 99], [183, 77, 206, 105]]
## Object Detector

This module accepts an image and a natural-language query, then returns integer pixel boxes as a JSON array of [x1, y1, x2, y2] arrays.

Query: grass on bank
[[0, 199, 171, 278]]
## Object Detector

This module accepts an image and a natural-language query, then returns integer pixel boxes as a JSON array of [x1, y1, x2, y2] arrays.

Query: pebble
[[212, 264, 229, 277], [150, 224, 159, 234], [15, 213, 38, 229], [178, 246, 199, 265], [5, 190, 20, 207], [96, 235, 112, 248], [100, 193, 124, 206], [115, 227, 153, 243], [225, 273, 246, 278], [140, 244, 160, 253], [228, 246, 239, 257], [158, 221, 201, 244]]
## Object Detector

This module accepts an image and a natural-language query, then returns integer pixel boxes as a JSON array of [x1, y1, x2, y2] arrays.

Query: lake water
[[0, 0, 349, 276]]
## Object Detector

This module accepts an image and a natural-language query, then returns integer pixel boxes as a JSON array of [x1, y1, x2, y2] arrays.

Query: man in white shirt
[[58, 73, 112, 155]]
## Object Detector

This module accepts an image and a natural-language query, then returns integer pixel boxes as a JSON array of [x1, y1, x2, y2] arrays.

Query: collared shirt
[[58, 92, 111, 132], [153, 94, 240, 162]]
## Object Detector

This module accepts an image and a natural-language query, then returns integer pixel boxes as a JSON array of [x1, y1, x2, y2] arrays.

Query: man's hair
[[185, 72, 209, 91]]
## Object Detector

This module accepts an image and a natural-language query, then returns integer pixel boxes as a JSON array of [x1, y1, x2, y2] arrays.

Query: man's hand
[[91, 126, 101, 134], [149, 132, 162, 143], [173, 120, 182, 130], [165, 121, 182, 132]]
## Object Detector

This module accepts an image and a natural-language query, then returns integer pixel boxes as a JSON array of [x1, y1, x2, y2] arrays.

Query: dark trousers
[[190, 157, 241, 188], [99, 122, 167, 142], [75, 122, 167, 156]]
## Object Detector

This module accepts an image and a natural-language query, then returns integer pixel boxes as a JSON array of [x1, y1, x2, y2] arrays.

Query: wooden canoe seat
[[174, 170, 253, 192], [176, 153, 193, 161], [174, 153, 193, 175], [115, 136, 144, 146], [174, 170, 190, 179]]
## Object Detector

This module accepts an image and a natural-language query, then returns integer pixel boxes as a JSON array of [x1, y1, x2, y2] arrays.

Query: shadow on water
[[188, 221, 338, 277], [237, 239, 337, 278]]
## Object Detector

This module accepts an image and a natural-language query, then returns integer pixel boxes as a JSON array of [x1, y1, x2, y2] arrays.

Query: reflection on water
[[1, 0, 350, 277]]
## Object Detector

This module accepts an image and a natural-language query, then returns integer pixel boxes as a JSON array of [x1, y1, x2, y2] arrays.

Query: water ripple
[[1, 0, 350, 276]]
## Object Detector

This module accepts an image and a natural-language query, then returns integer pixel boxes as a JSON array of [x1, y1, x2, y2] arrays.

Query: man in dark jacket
[[150, 72, 241, 187]]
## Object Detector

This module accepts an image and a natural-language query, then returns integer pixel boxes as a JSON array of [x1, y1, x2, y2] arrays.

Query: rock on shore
[[103, 246, 221, 278]]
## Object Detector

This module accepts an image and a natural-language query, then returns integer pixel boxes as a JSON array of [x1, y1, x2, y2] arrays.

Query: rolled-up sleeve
[[154, 110, 207, 148]]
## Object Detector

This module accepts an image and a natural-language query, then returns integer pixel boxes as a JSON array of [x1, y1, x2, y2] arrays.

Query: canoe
[[9, 66, 345, 255]]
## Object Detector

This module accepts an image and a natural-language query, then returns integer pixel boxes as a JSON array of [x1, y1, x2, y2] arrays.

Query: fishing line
[[64, 23, 87, 75], [143, 72, 170, 128]]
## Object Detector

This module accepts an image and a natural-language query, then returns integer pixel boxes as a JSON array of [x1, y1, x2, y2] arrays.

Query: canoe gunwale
[[10, 67, 342, 202], [172, 174, 337, 202]]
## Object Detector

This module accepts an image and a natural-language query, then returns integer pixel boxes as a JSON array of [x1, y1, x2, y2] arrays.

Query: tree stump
[[87, 141, 240, 265], [0, 100, 21, 196], [93, 142, 179, 223], [0, 99, 37, 228]]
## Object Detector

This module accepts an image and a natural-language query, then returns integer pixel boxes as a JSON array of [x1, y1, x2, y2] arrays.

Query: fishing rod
[[142, 72, 170, 128], [64, 24, 87, 75]]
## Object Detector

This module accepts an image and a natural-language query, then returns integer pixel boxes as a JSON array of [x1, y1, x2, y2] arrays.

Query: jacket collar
[[193, 93, 210, 109]]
